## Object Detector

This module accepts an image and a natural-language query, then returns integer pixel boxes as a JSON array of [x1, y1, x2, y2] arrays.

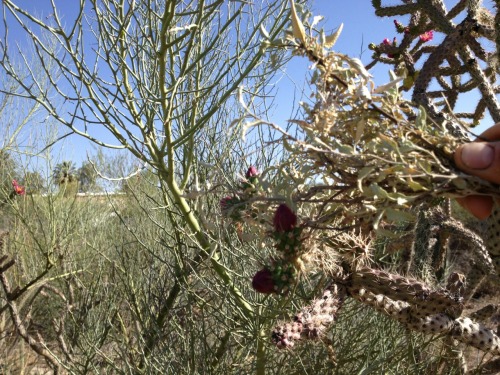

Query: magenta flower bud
[[245, 166, 258, 179], [382, 38, 391, 46], [393, 20, 405, 33], [252, 268, 275, 294], [419, 30, 433, 42], [273, 204, 297, 232]]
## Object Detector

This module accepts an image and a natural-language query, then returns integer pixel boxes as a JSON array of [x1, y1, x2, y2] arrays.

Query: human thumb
[[454, 142, 500, 185]]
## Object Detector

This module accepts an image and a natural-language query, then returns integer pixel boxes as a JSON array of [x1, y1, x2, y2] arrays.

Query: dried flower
[[419, 30, 433, 42], [273, 204, 297, 232], [12, 180, 25, 196], [245, 166, 258, 178], [252, 268, 275, 294]]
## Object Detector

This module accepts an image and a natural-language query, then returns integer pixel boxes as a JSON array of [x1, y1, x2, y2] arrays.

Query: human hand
[[454, 123, 500, 219]]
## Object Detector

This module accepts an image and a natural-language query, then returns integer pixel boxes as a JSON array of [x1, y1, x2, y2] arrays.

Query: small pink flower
[[419, 30, 433, 42], [382, 38, 391, 46], [245, 166, 258, 179], [252, 268, 275, 294], [12, 180, 25, 195], [273, 204, 297, 232]]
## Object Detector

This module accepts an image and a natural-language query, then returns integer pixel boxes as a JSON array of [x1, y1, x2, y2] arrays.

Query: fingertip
[[456, 143, 494, 170]]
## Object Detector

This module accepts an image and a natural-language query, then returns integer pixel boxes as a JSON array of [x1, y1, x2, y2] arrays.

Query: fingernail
[[461, 143, 494, 169]]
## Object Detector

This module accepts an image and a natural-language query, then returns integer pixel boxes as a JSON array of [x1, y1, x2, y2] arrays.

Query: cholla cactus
[[370, 0, 500, 125], [271, 285, 345, 348], [487, 206, 500, 276], [350, 267, 464, 318], [237, 0, 499, 290], [225, 0, 500, 367], [348, 285, 500, 354]]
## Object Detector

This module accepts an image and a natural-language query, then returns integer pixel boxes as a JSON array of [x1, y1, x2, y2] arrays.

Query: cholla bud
[[394, 20, 406, 33], [274, 204, 297, 232], [245, 166, 258, 178], [252, 268, 275, 294]]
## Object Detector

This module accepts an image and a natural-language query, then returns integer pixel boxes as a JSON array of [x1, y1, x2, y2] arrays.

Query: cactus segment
[[272, 285, 346, 348]]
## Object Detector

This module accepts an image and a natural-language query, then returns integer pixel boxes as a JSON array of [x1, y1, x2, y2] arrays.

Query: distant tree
[[77, 161, 98, 193], [52, 161, 76, 186], [53, 161, 78, 196], [0, 150, 19, 193]]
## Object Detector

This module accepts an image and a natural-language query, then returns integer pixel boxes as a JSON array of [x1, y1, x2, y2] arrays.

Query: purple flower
[[252, 268, 275, 294], [245, 166, 258, 179], [273, 204, 297, 232]]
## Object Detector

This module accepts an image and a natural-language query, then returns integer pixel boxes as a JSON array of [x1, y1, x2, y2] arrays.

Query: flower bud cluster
[[252, 203, 304, 294], [252, 259, 297, 295], [220, 166, 307, 294], [369, 20, 433, 59]]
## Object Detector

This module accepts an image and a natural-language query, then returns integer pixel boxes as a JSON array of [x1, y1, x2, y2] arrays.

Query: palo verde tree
[[77, 160, 98, 192], [0, 0, 296, 373]]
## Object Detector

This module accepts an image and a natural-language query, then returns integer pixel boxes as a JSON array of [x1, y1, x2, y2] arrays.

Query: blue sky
[[313, 1, 396, 58], [1, 1, 496, 170]]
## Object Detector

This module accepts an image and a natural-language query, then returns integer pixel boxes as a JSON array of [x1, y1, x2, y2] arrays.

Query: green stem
[[256, 328, 267, 375]]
